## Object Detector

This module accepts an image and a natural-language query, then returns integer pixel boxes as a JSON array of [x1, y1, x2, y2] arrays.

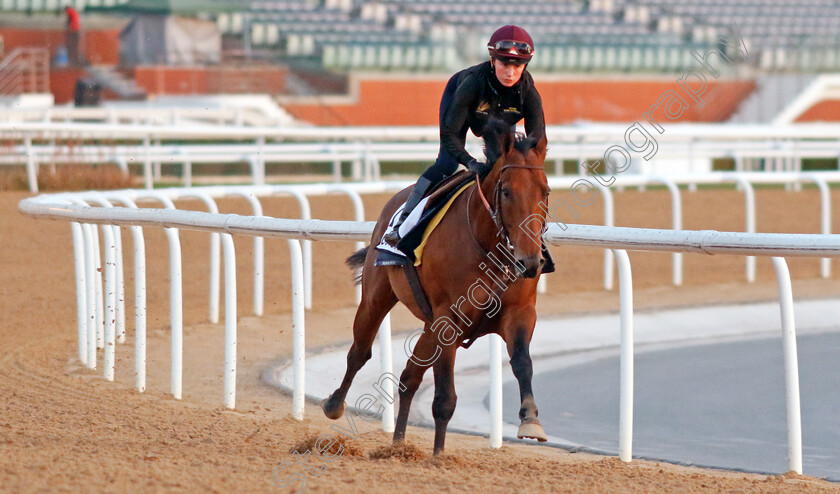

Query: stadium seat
[[266, 24, 280, 46], [322, 45, 338, 69], [252, 24, 267, 46]]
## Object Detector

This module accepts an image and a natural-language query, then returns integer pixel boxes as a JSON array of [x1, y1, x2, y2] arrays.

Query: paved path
[[512, 331, 840, 480], [264, 298, 840, 478]]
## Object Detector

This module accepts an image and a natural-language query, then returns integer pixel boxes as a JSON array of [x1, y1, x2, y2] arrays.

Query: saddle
[[375, 171, 475, 267]]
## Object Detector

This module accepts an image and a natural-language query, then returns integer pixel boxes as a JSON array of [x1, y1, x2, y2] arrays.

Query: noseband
[[473, 163, 545, 256]]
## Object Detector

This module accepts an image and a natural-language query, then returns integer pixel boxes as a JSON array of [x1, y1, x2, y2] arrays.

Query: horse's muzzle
[[516, 256, 544, 279]]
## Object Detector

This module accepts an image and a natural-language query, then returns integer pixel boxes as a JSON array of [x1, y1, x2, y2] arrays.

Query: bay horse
[[322, 119, 551, 455]]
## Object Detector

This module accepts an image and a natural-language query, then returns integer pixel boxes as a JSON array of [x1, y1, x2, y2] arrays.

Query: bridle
[[471, 163, 546, 257]]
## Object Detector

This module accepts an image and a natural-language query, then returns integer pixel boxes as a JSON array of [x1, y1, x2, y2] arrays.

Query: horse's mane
[[482, 118, 538, 166]]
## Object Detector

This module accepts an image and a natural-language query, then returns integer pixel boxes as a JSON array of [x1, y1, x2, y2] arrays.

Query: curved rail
[[19, 182, 840, 475]]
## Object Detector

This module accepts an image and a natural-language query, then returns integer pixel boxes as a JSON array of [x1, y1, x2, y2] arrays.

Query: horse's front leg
[[431, 345, 457, 455], [503, 308, 548, 442]]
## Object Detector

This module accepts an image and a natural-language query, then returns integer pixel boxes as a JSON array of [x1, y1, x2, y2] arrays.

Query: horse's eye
[[501, 188, 511, 198]]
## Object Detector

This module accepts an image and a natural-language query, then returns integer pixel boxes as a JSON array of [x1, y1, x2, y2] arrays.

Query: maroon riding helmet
[[487, 25, 534, 64]]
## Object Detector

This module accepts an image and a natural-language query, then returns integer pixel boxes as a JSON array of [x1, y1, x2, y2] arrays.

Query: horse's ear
[[483, 119, 515, 165]]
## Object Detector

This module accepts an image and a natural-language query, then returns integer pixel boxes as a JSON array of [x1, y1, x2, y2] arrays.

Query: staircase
[[728, 73, 816, 123], [86, 65, 146, 101], [0, 48, 49, 96]]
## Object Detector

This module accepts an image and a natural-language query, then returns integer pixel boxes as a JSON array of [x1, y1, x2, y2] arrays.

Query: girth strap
[[403, 263, 434, 322]]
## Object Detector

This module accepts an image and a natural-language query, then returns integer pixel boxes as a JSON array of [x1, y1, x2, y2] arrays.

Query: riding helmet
[[487, 25, 534, 64]]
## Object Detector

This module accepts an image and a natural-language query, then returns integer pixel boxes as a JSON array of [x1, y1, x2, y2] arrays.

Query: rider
[[383, 25, 546, 248]]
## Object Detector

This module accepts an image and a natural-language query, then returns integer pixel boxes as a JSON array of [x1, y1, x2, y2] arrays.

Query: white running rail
[[19, 185, 840, 476], [4, 121, 840, 192]]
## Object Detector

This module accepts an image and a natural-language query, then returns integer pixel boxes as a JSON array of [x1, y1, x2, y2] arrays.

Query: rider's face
[[491, 58, 526, 87]]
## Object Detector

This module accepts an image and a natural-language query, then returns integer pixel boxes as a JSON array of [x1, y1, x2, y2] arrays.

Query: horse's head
[[481, 119, 549, 279]]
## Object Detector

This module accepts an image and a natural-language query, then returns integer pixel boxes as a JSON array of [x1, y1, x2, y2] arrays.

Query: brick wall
[[0, 27, 119, 65], [133, 65, 287, 97], [282, 75, 757, 126]]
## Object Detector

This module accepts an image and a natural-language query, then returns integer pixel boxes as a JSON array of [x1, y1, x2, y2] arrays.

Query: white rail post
[[226, 191, 265, 316], [131, 225, 147, 392], [649, 176, 683, 286], [83, 223, 97, 369], [273, 188, 314, 310], [114, 226, 126, 344], [222, 234, 238, 409], [613, 249, 634, 462], [771, 257, 803, 475], [92, 226, 104, 349], [70, 222, 88, 366], [153, 138, 162, 182], [329, 146, 342, 182], [489, 333, 504, 449], [256, 136, 266, 185], [167, 227, 183, 399], [602, 185, 616, 290], [735, 175, 756, 283], [24, 134, 38, 193], [182, 155, 192, 188], [378, 313, 395, 432], [108, 195, 148, 392], [329, 185, 366, 304], [351, 142, 362, 180], [801, 173, 832, 278], [289, 239, 306, 420], [143, 135, 153, 189], [88, 196, 121, 380], [101, 223, 117, 382], [177, 191, 221, 324], [536, 274, 547, 294]]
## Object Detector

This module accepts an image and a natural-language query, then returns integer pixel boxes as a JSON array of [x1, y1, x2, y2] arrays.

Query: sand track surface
[[3, 187, 840, 493]]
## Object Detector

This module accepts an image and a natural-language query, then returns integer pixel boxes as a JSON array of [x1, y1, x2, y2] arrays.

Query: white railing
[[17, 172, 834, 326], [0, 48, 49, 96], [19, 185, 840, 476], [3, 121, 840, 192]]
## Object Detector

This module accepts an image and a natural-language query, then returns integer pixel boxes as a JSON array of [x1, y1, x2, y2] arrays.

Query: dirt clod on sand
[[291, 433, 366, 458], [369, 441, 428, 461]]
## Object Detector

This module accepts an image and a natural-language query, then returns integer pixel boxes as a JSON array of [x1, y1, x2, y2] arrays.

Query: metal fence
[[3, 121, 840, 192], [18, 178, 840, 475]]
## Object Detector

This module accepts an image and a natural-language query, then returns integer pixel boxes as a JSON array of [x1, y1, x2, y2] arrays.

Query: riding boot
[[382, 176, 435, 246], [541, 241, 555, 274]]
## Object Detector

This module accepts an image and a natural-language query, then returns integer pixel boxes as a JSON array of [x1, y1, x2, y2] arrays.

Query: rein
[[473, 163, 544, 244], [469, 163, 545, 267]]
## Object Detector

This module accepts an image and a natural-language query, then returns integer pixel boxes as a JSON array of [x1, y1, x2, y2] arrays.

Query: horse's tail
[[346, 246, 369, 285]]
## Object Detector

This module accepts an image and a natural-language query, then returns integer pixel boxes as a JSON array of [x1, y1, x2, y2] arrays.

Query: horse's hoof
[[517, 422, 548, 442], [321, 398, 346, 420]]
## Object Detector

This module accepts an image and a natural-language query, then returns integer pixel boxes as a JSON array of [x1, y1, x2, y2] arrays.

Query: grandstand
[[2, 0, 838, 73], [216, 0, 839, 73], [0, 0, 839, 124]]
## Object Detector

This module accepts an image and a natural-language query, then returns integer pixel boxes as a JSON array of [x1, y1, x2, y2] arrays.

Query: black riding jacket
[[440, 60, 546, 165]]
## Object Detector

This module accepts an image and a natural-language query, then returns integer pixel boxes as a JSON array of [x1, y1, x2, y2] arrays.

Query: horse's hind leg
[[393, 329, 437, 445], [322, 269, 397, 420]]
